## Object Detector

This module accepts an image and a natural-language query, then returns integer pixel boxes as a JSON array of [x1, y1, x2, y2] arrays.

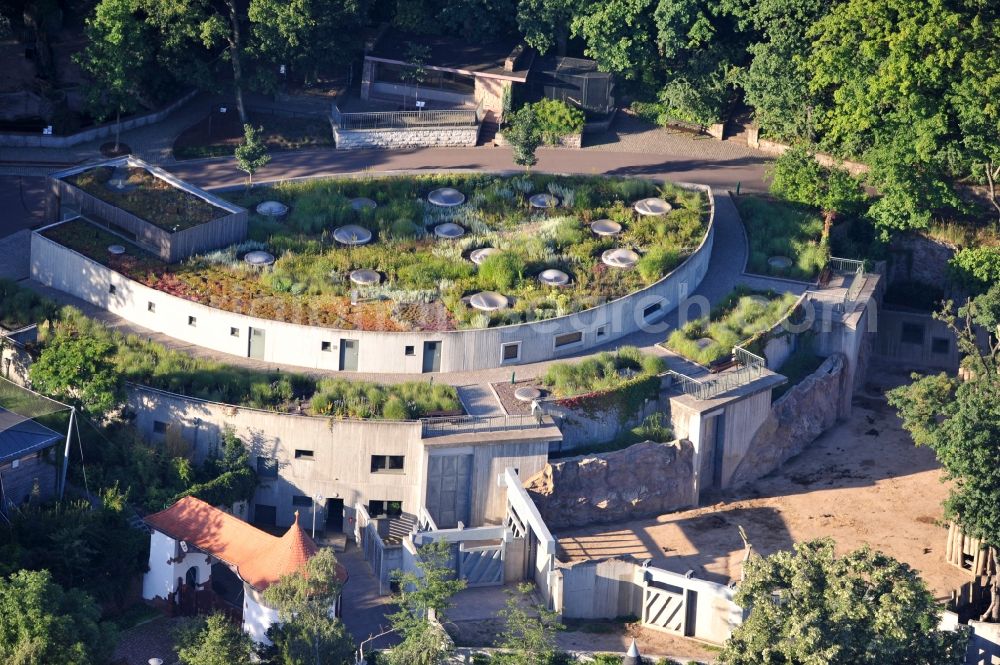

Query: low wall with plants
[[524, 439, 696, 530]]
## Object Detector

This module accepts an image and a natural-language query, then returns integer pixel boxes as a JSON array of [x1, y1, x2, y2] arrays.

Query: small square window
[[108, 284, 116, 294], [596, 324, 608, 338], [294, 449, 314, 460], [147, 301, 156, 313], [321, 341, 332, 352], [292, 495, 313, 507], [404, 345, 415, 356], [931, 337, 950, 354], [501, 342, 521, 362], [188, 316, 197, 327], [230, 327, 240, 337], [257, 457, 278, 478], [152, 420, 168, 434], [371, 454, 405, 473], [643, 302, 663, 320], [901, 322, 924, 345]]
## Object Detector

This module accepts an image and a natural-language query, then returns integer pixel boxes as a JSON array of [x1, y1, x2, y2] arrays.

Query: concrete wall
[[0, 90, 196, 148], [876, 307, 960, 372], [30, 182, 715, 374], [0, 230, 31, 280], [539, 382, 667, 451], [727, 354, 845, 488], [334, 125, 480, 150]]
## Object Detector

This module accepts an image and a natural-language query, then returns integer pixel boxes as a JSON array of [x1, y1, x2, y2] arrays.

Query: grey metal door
[[425, 454, 472, 528], [248, 327, 265, 359], [422, 341, 442, 373], [339, 339, 359, 371]]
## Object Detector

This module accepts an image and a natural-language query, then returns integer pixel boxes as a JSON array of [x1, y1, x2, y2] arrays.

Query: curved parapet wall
[[30, 182, 715, 375]]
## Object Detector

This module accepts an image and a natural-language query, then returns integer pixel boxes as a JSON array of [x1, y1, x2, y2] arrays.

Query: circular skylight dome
[[601, 248, 640, 268], [634, 197, 672, 216], [428, 188, 466, 207], [256, 201, 289, 217], [333, 225, 373, 246], [469, 291, 509, 311]]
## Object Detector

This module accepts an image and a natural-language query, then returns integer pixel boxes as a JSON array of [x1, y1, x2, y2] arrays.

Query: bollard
[[511, 371, 515, 385], [736, 181, 742, 196]]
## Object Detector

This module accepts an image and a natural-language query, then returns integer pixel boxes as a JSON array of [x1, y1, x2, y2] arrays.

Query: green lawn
[[735, 194, 827, 281], [665, 287, 800, 365]]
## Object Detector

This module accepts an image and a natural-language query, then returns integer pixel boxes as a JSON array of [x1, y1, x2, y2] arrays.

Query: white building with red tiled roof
[[141, 496, 346, 642]]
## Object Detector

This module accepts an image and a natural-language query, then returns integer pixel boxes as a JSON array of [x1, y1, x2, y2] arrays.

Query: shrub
[[0, 279, 57, 329], [637, 245, 680, 283], [541, 346, 663, 397], [530, 99, 585, 144], [950, 246, 1000, 294], [310, 378, 460, 419]]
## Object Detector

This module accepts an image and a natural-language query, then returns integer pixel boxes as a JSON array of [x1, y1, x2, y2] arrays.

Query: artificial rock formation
[[525, 440, 695, 530], [728, 353, 845, 487]]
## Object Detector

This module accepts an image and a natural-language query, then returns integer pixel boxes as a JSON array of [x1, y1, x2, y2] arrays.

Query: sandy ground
[[556, 368, 969, 603]]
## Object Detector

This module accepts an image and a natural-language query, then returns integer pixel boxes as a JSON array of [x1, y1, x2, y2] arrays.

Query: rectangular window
[[501, 342, 521, 362], [152, 420, 168, 434], [900, 322, 924, 345], [109, 284, 116, 294], [596, 324, 608, 339], [643, 302, 663, 320], [554, 331, 583, 349], [230, 327, 240, 337], [321, 341, 332, 352], [294, 449, 314, 460], [292, 495, 313, 507], [256, 456, 278, 478], [371, 455, 405, 473], [931, 337, 950, 354], [147, 301, 156, 313], [404, 345, 415, 356], [368, 500, 403, 518], [188, 316, 197, 327]]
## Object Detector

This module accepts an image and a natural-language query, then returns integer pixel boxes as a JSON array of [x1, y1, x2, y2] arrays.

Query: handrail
[[332, 106, 479, 131], [420, 413, 549, 437], [668, 346, 766, 401]]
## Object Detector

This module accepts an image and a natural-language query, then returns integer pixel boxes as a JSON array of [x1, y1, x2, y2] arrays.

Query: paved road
[[165, 145, 771, 195]]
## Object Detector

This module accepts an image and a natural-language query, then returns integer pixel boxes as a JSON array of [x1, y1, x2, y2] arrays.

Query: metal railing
[[420, 413, 549, 437], [668, 347, 767, 401], [331, 101, 480, 131], [828, 256, 865, 274], [829, 256, 867, 309]]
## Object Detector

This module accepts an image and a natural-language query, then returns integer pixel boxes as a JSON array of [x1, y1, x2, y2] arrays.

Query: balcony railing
[[332, 102, 481, 131], [668, 347, 767, 401], [420, 413, 549, 437]]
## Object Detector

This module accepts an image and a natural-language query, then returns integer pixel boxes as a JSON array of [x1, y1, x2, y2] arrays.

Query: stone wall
[[524, 440, 695, 530], [727, 353, 846, 487], [0, 230, 31, 280], [333, 125, 480, 150], [886, 233, 958, 288]]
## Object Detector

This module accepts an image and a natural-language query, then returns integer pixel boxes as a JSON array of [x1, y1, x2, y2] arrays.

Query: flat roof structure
[[0, 407, 62, 464], [366, 28, 534, 82]]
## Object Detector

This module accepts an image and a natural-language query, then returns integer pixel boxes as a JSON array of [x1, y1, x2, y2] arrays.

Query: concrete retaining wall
[[540, 385, 667, 451], [30, 181, 716, 374], [0, 91, 197, 148], [333, 125, 480, 149]]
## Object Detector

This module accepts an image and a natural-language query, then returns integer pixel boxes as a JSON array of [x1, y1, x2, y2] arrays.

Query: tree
[[502, 105, 542, 169], [718, 539, 966, 664], [888, 284, 1000, 619], [386, 539, 466, 665], [399, 42, 430, 110], [74, 0, 151, 152], [261, 548, 353, 665], [248, 0, 367, 90], [176, 613, 254, 665], [0, 568, 115, 665], [493, 583, 564, 665], [235, 124, 271, 189], [516, 0, 578, 55], [769, 144, 865, 238], [570, 0, 661, 86], [29, 320, 122, 415]]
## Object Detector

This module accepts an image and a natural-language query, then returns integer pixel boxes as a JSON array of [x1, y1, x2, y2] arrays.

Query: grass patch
[[173, 111, 334, 160], [735, 194, 827, 280], [665, 288, 799, 365], [541, 346, 665, 397], [65, 166, 226, 232], [46, 174, 708, 331], [0, 279, 57, 330]]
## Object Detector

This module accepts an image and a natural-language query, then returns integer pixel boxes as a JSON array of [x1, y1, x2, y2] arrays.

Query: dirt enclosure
[[557, 369, 970, 602]]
